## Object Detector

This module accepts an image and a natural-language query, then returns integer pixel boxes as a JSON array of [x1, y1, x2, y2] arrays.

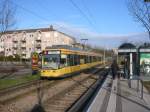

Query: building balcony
[[13, 44, 18, 48], [13, 50, 17, 54], [21, 38, 26, 42], [21, 54, 26, 59], [21, 44, 26, 48], [36, 36, 41, 41], [22, 51, 26, 54], [13, 39, 18, 43], [35, 43, 41, 48]]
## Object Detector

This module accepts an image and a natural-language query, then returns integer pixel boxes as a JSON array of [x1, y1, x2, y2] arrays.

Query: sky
[[11, 0, 149, 48]]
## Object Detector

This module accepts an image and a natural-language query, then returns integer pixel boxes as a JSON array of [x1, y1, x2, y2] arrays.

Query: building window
[[30, 34, 33, 37]]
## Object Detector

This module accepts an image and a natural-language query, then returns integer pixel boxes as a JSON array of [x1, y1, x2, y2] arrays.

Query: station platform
[[86, 73, 150, 112]]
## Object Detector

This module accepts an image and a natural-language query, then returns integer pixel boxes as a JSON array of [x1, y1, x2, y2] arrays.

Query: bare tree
[[127, 0, 150, 39], [0, 0, 16, 63], [0, 0, 16, 38]]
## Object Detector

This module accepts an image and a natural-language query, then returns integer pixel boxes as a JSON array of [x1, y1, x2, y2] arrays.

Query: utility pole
[[104, 48, 105, 65], [80, 39, 88, 50]]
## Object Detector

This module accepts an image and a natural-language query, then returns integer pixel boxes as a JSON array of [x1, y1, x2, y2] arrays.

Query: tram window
[[80, 55, 85, 64], [88, 56, 90, 63], [98, 57, 100, 61], [74, 55, 77, 65], [86, 55, 89, 63], [96, 57, 98, 62], [94, 56, 96, 62], [92, 56, 94, 62], [74, 55, 78, 65], [95, 57, 97, 62], [93, 56, 96, 62], [86, 56, 90, 63], [93, 56, 95, 62], [89, 56, 92, 63], [69, 54, 74, 66], [60, 54, 68, 68], [99, 57, 102, 61], [42, 54, 59, 69], [85, 56, 87, 63], [76, 55, 80, 65], [78, 55, 80, 64], [84, 56, 86, 63], [91, 56, 93, 62]]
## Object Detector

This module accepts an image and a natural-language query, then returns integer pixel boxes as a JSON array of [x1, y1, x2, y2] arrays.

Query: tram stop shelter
[[117, 43, 150, 99], [117, 43, 137, 79]]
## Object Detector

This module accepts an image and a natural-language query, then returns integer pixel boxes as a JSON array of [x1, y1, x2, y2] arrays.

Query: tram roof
[[45, 45, 102, 56], [45, 45, 82, 51]]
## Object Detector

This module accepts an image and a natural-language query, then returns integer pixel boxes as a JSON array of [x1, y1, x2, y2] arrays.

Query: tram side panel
[[40, 50, 103, 78]]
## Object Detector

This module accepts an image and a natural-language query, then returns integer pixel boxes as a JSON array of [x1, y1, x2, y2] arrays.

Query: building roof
[[3, 25, 76, 41], [4, 26, 54, 34], [118, 43, 136, 49]]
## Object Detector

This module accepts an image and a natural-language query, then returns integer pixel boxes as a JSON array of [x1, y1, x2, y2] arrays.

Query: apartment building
[[0, 26, 76, 59]]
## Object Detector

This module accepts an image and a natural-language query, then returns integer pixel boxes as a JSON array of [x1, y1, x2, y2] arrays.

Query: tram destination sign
[[48, 51, 60, 54]]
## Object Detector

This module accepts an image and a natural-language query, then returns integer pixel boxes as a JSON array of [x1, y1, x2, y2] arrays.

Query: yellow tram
[[40, 45, 103, 78]]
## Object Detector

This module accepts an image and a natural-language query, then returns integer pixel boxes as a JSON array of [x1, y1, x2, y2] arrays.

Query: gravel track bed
[[0, 80, 52, 103], [0, 66, 104, 112], [43, 76, 98, 112]]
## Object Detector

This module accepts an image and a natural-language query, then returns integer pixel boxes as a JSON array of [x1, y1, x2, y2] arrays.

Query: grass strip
[[0, 74, 40, 89]]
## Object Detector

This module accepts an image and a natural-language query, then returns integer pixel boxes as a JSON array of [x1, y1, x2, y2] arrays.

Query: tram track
[[0, 79, 54, 103], [0, 65, 108, 112], [43, 76, 96, 112], [0, 65, 105, 103], [31, 67, 109, 112], [0, 79, 40, 94]]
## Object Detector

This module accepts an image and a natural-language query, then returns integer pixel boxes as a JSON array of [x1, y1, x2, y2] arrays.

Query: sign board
[[140, 49, 150, 52], [140, 53, 150, 76], [31, 52, 39, 70], [118, 49, 136, 53]]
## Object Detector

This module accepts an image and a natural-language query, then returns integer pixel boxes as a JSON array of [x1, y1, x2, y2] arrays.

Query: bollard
[[137, 79, 139, 92], [141, 80, 143, 99]]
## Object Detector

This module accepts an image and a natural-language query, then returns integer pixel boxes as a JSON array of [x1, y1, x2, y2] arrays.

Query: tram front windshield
[[42, 54, 60, 69]]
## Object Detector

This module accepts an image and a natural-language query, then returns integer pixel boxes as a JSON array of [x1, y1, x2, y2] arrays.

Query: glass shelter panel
[[140, 53, 150, 76]]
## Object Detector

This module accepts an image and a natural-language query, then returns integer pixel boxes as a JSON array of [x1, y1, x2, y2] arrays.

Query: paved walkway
[[86, 73, 150, 112]]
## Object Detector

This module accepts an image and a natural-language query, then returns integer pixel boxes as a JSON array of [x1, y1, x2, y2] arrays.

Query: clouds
[[52, 21, 149, 48], [24, 20, 148, 48]]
